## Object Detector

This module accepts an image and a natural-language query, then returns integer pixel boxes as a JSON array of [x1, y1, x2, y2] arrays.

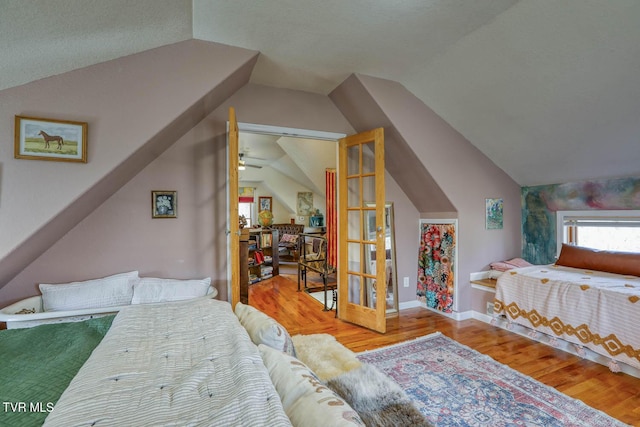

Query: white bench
[[0, 286, 217, 329]]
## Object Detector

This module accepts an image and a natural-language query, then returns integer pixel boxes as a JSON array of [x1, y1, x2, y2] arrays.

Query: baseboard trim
[[398, 300, 422, 310], [400, 300, 473, 321]]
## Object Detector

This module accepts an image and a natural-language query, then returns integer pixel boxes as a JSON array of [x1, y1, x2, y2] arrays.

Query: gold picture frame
[[152, 191, 177, 218], [14, 115, 88, 163], [259, 196, 272, 212]]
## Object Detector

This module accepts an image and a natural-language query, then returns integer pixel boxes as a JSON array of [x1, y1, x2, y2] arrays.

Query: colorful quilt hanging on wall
[[417, 221, 456, 313]]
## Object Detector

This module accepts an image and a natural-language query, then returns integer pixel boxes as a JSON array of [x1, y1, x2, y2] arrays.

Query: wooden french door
[[228, 107, 240, 308], [338, 128, 387, 333]]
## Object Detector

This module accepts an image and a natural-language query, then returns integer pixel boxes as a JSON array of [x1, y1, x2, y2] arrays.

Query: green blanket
[[0, 316, 114, 426]]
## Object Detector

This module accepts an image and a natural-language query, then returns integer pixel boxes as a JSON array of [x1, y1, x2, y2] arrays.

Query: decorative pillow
[[326, 364, 432, 427], [280, 233, 299, 244], [555, 244, 640, 277], [39, 271, 138, 312], [131, 277, 211, 304], [505, 257, 533, 268], [234, 302, 296, 357], [490, 261, 515, 272], [490, 258, 533, 272], [258, 344, 364, 427]]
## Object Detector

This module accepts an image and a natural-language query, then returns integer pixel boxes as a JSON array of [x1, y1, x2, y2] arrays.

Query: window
[[557, 210, 640, 254], [239, 202, 253, 228]]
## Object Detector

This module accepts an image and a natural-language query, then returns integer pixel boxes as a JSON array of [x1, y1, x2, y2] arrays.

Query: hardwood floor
[[250, 273, 640, 426]]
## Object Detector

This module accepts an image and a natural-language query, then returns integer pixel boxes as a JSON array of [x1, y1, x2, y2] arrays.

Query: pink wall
[[331, 74, 521, 313], [0, 40, 258, 293], [0, 44, 520, 316], [0, 83, 357, 305]]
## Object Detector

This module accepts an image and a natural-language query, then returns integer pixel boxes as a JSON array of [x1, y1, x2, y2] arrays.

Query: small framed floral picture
[[152, 191, 177, 218]]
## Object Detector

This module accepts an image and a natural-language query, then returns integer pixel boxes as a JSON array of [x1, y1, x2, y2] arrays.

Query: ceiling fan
[[238, 152, 262, 170]]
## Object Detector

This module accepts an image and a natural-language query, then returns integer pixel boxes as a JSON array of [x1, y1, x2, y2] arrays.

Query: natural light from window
[[557, 210, 640, 253], [239, 202, 253, 227]]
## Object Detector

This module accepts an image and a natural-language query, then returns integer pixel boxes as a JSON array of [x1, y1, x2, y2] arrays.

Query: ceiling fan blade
[[243, 155, 267, 161]]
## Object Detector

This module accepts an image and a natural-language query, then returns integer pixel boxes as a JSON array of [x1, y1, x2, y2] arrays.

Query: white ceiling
[[3, 0, 640, 186]]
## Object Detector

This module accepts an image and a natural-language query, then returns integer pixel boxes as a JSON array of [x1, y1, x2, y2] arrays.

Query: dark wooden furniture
[[297, 233, 336, 315], [271, 223, 304, 262], [248, 229, 279, 284]]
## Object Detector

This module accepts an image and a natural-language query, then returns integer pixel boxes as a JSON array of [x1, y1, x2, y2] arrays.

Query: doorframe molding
[[226, 121, 346, 302], [237, 122, 346, 141]]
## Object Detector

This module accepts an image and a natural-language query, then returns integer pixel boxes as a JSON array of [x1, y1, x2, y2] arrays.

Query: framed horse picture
[[14, 115, 88, 163]]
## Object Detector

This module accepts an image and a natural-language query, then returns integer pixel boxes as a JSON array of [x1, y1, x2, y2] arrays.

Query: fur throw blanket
[[327, 364, 433, 427], [291, 333, 362, 381]]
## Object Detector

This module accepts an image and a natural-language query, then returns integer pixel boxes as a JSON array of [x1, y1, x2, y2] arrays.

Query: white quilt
[[494, 264, 640, 370], [44, 299, 292, 426]]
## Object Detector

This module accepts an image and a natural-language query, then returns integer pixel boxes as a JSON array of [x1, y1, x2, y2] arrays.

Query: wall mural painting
[[522, 176, 640, 265], [417, 221, 456, 313]]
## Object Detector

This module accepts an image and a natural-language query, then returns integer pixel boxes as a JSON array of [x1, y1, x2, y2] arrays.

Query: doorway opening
[[229, 121, 345, 307]]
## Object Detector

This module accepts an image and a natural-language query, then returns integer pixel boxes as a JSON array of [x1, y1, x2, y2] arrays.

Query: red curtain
[[326, 169, 337, 269], [238, 187, 254, 203]]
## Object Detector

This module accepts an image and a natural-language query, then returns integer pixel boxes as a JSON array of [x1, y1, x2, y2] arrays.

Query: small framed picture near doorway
[[259, 196, 272, 212], [152, 191, 177, 218]]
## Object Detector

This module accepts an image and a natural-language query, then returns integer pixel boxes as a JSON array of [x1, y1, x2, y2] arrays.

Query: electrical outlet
[[403, 277, 410, 287]]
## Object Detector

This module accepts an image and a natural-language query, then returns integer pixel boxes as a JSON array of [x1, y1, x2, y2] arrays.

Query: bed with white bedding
[[0, 269, 382, 426], [494, 264, 640, 372], [43, 298, 292, 426]]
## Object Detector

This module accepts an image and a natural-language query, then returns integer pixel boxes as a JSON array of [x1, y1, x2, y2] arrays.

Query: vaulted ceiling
[[3, 0, 640, 186]]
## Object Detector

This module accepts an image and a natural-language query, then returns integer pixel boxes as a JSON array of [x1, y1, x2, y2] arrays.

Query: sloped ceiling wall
[[331, 74, 522, 311], [0, 83, 358, 305], [4, 1, 640, 188], [0, 40, 259, 290]]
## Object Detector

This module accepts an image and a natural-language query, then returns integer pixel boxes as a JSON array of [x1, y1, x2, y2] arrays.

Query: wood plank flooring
[[250, 272, 640, 426]]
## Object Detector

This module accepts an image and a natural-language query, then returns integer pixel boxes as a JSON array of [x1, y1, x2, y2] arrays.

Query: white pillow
[[258, 344, 363, 427], [234, 302, 296, 357], [39, 271, 138, 312], [131, 277, 211, 304]]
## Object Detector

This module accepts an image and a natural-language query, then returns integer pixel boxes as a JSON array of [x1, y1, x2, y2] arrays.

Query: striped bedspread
[[494, 265, 640, 370], [44, 299, 291, 426]]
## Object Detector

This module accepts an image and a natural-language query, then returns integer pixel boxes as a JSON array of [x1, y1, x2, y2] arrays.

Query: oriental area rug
[[357, 332, 626, 427]]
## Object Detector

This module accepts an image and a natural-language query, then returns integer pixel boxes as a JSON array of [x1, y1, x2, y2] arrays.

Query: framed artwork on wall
[[485, 198, 504, 230], [297, 192, 313, 216], [14, 115, 88, 163], [259, 196, 272, 212], [152, 191, 177, 218]]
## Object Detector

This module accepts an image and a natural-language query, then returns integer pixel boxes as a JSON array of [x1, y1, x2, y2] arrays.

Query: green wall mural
[[522, 177, 640, 264]]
